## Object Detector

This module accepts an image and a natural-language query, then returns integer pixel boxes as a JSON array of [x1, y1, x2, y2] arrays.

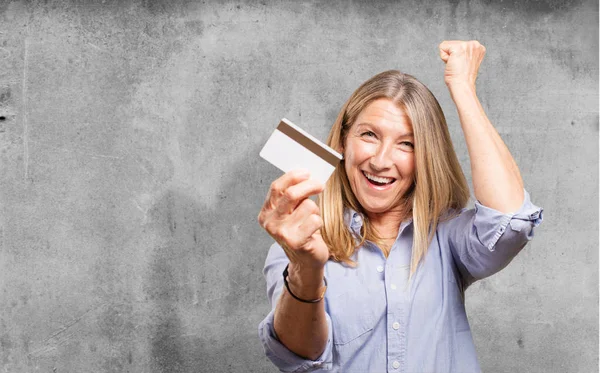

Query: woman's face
[[343, 98, 415, 217]]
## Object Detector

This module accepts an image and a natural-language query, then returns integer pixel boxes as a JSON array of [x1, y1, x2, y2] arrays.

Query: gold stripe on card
[[276, 120, 341, 167]]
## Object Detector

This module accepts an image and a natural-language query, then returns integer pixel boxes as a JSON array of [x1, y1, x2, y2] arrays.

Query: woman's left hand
[[439, 40, 486, 91]]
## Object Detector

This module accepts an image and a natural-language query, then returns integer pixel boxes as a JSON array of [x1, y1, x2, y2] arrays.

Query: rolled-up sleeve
[[258, 243, 333, 372], [446, 189, 544, 287]]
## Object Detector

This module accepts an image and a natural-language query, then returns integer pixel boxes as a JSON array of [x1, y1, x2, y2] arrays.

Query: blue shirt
[[258, 189, 543, 373]]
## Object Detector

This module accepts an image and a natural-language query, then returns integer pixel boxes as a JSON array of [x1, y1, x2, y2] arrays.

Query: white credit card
[[260, 118, 343, 185]]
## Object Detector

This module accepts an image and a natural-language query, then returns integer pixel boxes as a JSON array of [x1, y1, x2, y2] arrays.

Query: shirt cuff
[[473, 189, 544, 251], [258, 308, 333, 372]]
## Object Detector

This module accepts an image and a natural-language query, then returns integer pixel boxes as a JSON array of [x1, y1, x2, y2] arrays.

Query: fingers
[[438, 40, 457, 62], [280, 199, 322, 248], [297, 212, 324, 242], [270, 169, 311, 200], [258, 170, 325, 251], [438, 40, 485, 62], [258, 172, 329, 268], [266, 169, 310, 211], [439, 40, 486, 89], [275, 178, 324, 215], [258, 169, 311, 226], [262, 169, 324, 214], [289, 198, 320, 227], [439, 49, 450, 63], [261, 198, 322, 256]]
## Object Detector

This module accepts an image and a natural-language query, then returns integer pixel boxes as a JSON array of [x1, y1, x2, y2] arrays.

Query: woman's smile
[[362, 171, 396, 190]]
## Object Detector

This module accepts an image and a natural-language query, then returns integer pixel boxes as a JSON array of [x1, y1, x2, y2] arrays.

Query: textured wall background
[[0, 0, 597, 372]]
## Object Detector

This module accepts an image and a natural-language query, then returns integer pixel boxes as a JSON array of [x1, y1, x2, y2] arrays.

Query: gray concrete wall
[[0, 0, 596, 372]]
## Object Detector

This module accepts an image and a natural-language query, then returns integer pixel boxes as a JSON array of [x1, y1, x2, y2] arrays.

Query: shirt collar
[[343, 206, 414, 238]]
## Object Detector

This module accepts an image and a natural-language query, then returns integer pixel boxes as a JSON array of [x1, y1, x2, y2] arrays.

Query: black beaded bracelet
[[282, 264, 327, 303]]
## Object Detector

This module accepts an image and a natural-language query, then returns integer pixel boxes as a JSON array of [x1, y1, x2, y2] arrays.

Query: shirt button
[[376, 266, 384, 273], [392, 360, 400, 369], [392, 322, 400, 330], [391, 284, 397, 290]]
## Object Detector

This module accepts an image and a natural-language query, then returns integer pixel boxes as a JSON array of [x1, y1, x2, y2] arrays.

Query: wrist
[[286, 263, 326, 301], [447, 81, 476, 97]]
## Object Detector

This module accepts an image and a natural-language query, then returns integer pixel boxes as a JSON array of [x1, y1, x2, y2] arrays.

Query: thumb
[[438, 40, 456, 63], [439, 48, 450, 63]]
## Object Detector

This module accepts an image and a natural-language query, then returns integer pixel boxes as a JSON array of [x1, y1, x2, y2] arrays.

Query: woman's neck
[[366, 209, 411, 241]]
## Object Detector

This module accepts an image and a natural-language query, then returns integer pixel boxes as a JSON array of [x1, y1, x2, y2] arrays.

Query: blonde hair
[[318, 70, 470, 276]]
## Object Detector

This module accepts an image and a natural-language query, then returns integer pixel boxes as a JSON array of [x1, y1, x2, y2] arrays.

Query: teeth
[[364, 172, 394, 184]]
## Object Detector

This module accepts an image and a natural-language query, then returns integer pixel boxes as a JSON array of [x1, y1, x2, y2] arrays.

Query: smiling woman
[[257, 41, 543, 372], [321, 72, 470, 265]]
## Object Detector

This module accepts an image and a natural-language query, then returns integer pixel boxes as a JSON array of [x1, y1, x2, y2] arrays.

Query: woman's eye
[[399, 141, 414, 149], [361, 131, 376, 138]]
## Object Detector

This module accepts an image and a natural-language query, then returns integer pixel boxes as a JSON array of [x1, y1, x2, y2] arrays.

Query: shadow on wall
[[144, 146, 278, 372]]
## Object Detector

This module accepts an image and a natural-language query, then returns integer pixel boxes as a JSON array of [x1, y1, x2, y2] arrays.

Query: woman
[[257, 40, 543, 373]]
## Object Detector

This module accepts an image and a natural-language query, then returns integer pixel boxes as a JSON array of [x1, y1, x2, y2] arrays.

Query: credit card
[[260, 118, 343, 185]]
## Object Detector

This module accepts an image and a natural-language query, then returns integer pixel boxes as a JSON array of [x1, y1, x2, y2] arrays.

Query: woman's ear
[[338, 138, 345, 156]]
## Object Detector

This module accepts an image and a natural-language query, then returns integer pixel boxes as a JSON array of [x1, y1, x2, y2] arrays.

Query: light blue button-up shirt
[[259, 190, 543, 373]]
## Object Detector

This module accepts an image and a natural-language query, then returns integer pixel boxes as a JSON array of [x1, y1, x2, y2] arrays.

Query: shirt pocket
[[326, 283, 384, 346]]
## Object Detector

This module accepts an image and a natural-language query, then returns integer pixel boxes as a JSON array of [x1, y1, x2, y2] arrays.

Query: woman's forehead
[[354, 99, 413, 132]]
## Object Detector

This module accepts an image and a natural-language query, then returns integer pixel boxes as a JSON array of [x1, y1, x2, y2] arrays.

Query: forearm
[[273, 265, 328, 360], [450, 84, 524, 212]]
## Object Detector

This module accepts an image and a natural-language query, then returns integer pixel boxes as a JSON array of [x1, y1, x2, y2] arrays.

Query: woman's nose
[[369, 144, 393, 171]]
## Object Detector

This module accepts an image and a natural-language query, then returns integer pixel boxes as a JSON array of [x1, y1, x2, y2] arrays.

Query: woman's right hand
[[258, 169, 330, 273], [260, 170, 330, 356]]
